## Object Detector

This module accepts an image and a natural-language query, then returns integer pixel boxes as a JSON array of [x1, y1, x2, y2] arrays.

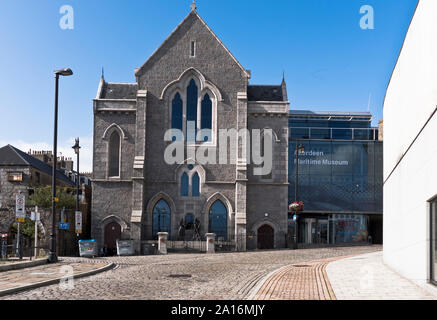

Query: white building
[[384, 0, 437, 288]]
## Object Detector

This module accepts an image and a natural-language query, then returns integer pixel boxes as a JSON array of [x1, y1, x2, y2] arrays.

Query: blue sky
[[0, 0, 418, 171]]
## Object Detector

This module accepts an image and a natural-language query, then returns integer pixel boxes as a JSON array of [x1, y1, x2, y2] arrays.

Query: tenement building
[[288, 110, 383, 246], [91, 5, 290, 254]]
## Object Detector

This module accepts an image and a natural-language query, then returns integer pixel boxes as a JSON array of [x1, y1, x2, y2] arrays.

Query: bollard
[[157, 232, 168, 255], [205, 233, 216, 254]]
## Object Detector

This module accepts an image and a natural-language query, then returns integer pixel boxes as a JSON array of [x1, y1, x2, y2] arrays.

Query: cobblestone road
[[3, 245, 380, 300]]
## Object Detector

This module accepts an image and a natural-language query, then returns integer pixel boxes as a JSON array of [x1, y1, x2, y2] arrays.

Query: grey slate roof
[[0, 145, 75, 186], [100, 82, 137, 99], [247, 85, 285, 102]]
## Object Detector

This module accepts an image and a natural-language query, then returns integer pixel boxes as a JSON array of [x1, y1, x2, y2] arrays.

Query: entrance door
[[257, 224, 274, 249], [104, 222, 121, 256]]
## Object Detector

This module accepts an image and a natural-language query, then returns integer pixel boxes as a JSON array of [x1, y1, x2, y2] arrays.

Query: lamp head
[[72, 138, 80, 154], [54, 68, 73, 76]]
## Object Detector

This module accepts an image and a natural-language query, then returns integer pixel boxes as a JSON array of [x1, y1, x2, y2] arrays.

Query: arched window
[[108, 131, 120, 177], [171, 93, 183, 133], [152, 199, 171, 237], [200, 94, 212, 141], [186, 79, 198, 141], [209, 200, 227, 240], [192, 172, 200, 197], [181, 172, 189, 197]]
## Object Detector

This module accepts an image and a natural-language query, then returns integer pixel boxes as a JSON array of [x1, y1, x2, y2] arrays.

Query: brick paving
[[326, 251, 437, 300], [252, 257, 339, 300], [2, 246, 380, 300]]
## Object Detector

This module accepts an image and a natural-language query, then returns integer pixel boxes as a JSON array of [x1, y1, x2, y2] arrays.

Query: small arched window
[[181, 172, 189, 197], [108, 131, 120, 177], [192, 172, 200, 197], [186, 79, 198, 141]]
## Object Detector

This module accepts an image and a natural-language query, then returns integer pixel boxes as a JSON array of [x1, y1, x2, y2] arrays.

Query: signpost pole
[[15, 192, 25, 260], [34, 206, 38, 258], [16, 221, 21, 259]]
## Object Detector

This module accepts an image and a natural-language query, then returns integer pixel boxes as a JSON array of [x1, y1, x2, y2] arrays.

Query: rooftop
[[0, 145, 75, 186]]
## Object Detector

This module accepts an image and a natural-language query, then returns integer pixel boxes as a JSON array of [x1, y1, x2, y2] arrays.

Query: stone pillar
[[206, 233, 216, 254], [130, 89, 148, 255], [235, 92, 248, 252], [157, 232, 168, 255]]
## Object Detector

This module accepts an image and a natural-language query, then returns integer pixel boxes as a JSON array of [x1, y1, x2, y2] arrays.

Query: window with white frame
[[180, 165, 202, 197], [170, 78, 214, 143]]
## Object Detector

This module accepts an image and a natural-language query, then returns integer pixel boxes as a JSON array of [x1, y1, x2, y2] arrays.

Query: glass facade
[[288, 111, 383, 245], [288, 141, 383, 212]]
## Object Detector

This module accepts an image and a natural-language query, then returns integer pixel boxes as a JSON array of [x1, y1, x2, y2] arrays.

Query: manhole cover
[[293, 265, 311, 268], [168, 274, 192, 278]]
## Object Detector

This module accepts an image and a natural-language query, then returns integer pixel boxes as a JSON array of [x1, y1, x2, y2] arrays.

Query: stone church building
[[91, 4, 289, 254]]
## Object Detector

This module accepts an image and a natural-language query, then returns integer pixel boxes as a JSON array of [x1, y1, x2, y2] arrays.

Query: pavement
[[0, 259, 113, 297], [0, 258, 48, 272], [326, 251, 437, 300]]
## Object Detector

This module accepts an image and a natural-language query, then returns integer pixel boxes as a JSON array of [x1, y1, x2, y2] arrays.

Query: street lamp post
[[72, 138, 81, 256], [49, 68, 73, 264], [72, 138, 81, 213], [293, 141, 305, 249]]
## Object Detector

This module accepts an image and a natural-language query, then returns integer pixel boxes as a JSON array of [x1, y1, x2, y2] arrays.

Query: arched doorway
[[152, 199, 171, 238], [209, 200, 227, 240], [257, 224, 274, 249], [104, 221, 121, 256]]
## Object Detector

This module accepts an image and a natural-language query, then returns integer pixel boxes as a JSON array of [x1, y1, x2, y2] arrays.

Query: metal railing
[[1, 244, 49, 261]]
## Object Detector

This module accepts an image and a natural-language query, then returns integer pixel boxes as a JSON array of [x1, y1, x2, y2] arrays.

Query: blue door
[[209, 200, 227, 240], [153, 200, 171, 238]]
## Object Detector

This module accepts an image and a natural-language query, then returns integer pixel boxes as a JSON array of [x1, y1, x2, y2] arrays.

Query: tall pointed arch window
[[152, 199, 171, 237], [209, 200, 227, 240], [200, 94, 212, 142], [171, 93, 183, 132], [108, 131, 120, 177], [260, 130, 273, 180], [186, 79, 198, 141]]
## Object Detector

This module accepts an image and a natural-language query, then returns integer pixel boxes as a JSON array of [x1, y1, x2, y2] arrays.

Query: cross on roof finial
[[190, 0, 197, 11]]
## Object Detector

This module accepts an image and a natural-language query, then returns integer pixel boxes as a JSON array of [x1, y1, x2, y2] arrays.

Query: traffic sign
[[31, 211, 40, 221], [75, 211, 82, 234], [59, 222, 69, 230], [15, 194, 25, 221]]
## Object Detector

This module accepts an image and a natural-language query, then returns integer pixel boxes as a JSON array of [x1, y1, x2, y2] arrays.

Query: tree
[[10, 218, 37, 239], [28, 186, 75, 209]]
